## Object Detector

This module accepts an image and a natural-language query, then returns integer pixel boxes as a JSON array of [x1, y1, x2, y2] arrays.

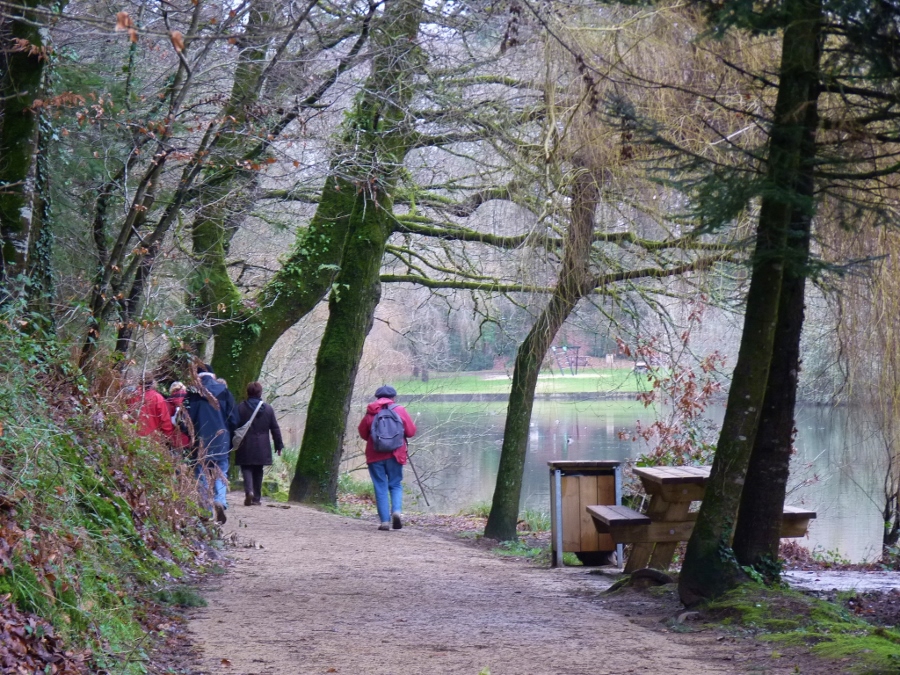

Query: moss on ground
[[705, 583, 900, 674], [154, 586, 208, 608]]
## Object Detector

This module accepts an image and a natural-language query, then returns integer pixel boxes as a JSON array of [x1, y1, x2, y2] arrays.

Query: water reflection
[[398, 400, 884, 563]]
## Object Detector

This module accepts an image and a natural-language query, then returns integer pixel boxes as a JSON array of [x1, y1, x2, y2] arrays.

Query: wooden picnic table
[[626, 465, 710, 573], [586, 465, 816, 573]]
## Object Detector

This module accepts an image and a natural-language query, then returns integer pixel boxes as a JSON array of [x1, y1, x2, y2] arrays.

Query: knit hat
[[374, 385, 397, 399]]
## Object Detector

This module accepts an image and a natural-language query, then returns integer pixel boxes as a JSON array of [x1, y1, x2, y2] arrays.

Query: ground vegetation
[[0, 298, 215, 671]]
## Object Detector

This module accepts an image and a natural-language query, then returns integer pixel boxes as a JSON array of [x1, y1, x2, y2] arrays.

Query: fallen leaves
[[0, 597, 90, 674]]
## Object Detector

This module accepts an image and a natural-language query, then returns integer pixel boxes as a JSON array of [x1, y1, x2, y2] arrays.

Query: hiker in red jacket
[[358, 385, 416, 531], [131, 378, 175, 442]]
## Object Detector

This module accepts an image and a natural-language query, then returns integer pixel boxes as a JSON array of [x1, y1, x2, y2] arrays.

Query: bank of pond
[[322, 398, 884, 564]]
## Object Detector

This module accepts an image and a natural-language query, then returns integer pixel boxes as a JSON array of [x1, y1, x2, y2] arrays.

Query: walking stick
[[407, 451, 430, 507]]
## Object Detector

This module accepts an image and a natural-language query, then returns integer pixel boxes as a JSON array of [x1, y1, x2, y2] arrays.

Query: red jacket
[[358, 398, 416, 465], [132, 388, 175, 440]]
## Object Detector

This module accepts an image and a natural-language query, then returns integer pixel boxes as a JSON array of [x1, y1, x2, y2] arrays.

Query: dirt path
[[186, 495, 738, 675]]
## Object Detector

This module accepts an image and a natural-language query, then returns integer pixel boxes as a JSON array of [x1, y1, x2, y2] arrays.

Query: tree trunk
[[732, 88, 819, 573], [678, 0, 823, 606], [287, 0, 424, 504], [885, 485, 900, 548], [186, 0, 272, 325], [26, 108, 54, 305], [0, 1, 57, 289], [288, 196, 392, 503], [114, 242, 160, 355], [106, 0, 266, 369], [484, 165, 600, 541]]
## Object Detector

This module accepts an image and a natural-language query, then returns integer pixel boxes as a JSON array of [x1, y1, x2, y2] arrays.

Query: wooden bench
[[587, 505, 692, 544], [587, 503, 816, 545]]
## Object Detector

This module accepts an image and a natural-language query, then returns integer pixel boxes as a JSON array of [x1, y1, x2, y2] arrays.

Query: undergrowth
[[0, 300, 213, 672], [519, 509, 551, 533], [705, 583, 900, 674], [154, 586, 207, 608], [460, 501, 491, 518], [338, 472, 376, 501], [490, 541, 581, 566], [492, 541, 550, 563]]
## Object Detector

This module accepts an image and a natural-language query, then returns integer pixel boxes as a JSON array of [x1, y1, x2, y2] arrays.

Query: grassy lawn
[[395, 368, 647, 396]]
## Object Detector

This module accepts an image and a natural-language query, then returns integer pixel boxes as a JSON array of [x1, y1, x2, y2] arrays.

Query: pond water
[[381, 399, 886, 563]]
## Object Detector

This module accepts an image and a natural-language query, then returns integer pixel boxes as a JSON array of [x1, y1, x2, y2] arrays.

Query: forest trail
[[186, 495, 737, 675]]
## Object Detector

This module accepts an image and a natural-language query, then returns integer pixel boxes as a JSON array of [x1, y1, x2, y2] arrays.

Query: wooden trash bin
[[549, 460, 622, 567]]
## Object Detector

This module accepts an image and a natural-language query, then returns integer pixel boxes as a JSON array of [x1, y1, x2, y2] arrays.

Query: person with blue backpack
[[358, 385, 417, 531]]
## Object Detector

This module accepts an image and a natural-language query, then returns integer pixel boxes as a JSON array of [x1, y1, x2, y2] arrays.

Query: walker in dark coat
[[235, 398, 283, 465], [189, 374, 239, 458], [185, 375, 238, 519], [235, 397, 284, 504]]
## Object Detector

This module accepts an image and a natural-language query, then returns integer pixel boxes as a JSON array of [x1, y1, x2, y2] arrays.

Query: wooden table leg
[[624, 494, 670, 573], [647, 500, 691, 570]]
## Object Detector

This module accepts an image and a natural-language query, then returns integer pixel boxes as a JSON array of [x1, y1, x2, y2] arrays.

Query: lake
[[379, 399, 886, 563]]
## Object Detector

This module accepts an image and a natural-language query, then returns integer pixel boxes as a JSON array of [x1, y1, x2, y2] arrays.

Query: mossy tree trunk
[[288, 197, 395, 502], [186, 0, 273, 350], [287, 0, 424, 504], [115, 0, 294, 361], [678, 0, 823, 606], [484, 165, 601, 541], [26, 108, 55, 307], [0, 1, 61, 294], [732, 89, 819, 572], [206, 171, 364, 398]]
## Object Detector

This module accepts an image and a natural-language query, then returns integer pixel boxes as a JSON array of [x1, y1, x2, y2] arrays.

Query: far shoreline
[[410, 391, 643, 403]]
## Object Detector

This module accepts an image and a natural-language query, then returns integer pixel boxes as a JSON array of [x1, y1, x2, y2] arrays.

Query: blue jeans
[[368, 457, 403, 523], [195, 453, 230, 511]]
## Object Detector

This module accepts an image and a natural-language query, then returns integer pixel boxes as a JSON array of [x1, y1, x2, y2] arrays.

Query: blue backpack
[[371, 403, 405, 452]]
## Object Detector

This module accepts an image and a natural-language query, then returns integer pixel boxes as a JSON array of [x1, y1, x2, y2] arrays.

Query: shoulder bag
[[231, 400, 264, 453]]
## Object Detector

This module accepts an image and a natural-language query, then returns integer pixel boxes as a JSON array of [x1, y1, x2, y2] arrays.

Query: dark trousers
[[241, 465, 264, 502]]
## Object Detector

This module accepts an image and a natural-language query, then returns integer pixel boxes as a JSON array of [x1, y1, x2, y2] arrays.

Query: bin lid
[[547, 460, 621, 470]]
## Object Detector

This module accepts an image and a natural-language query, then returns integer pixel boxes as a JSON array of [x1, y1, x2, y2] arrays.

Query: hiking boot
[[214, 503, 227, 524], [378, 522, 391, 531], [251, 498, 261, 506], [244, 494, 252, 507], [391, 512, 402, 530]]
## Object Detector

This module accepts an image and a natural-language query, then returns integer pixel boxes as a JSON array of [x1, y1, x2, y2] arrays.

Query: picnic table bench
[[586, 466, 816, 573]]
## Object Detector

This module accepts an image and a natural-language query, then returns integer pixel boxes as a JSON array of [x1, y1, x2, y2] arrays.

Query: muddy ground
[[167, 494, 885, 675]]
